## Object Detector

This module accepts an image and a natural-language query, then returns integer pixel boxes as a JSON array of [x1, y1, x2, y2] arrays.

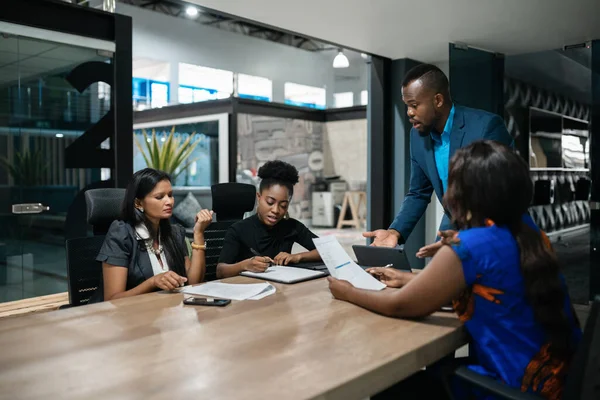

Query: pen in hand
[[250, 248, 273, 266]]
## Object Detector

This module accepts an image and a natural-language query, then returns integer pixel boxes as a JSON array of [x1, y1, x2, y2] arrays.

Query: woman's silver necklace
[[145, 239, 163, 255], [145, 239, 165, 270]]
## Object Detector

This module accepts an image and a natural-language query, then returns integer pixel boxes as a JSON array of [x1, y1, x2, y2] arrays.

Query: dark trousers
[[372, 354, 474, 400], [372, 370, 451, 400]]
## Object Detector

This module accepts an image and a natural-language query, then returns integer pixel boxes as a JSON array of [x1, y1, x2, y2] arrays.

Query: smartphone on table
[[183, 297, 231, 307]]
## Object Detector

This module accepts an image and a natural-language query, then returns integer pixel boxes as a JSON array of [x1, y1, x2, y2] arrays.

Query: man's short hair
[[402, 64, 450, 99]]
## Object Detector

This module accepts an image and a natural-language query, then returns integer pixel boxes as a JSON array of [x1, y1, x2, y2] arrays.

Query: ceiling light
[[55, 133, 64, 138], [333, 50, 349, 68], [185, 6, 199, 17]]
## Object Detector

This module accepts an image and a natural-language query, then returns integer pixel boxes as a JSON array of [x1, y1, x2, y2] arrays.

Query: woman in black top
[[95, 168, 213, 301], [216, 161, 322, 278]]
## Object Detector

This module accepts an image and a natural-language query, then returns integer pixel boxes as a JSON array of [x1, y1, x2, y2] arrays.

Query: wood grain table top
[[0, 292, 69, 320], [0, 276, 466, 400]]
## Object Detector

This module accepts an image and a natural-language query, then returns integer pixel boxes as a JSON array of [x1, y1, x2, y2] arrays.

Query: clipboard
[[241, 266, 326, 284]]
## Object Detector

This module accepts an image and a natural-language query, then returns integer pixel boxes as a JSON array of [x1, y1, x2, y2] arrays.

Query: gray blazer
[[89, 220, 187, 303]]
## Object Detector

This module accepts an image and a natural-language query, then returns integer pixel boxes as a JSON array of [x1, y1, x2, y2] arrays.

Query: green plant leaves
[[0, 149, 47, 186], [134, 126, 200, 179]]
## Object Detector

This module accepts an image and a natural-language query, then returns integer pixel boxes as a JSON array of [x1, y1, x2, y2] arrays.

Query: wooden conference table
[[0, 277, 466, 400]]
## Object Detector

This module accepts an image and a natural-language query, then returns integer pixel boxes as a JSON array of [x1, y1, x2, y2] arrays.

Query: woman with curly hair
[[328, 141, 581, 400], [216, 160, 322, 279]]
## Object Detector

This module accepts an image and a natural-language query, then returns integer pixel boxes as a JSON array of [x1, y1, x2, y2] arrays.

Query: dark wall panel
[[391, 58, 424, 269], [450, 44, 504, 117], [590, 39, 600, 300], [367, 56, 393, 232]]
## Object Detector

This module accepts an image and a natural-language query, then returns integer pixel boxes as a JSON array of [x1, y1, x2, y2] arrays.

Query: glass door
[[0, 30, 112, 302]]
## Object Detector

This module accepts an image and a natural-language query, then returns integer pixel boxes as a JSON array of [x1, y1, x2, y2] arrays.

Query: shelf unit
[[528, 107, 589, 170], [519, 107, 591, 235]]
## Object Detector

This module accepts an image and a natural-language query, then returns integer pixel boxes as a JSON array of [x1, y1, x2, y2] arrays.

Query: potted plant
[[134, 126, 200, 180], [0, 149, 47, 186]]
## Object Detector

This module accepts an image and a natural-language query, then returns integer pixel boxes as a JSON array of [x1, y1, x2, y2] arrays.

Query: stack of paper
[[313, 236, 385, 291], [182, 282, 276, 301]]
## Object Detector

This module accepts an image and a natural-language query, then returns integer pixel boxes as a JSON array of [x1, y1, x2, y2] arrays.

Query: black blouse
[[218, 214, 317, 264], [90, 220, 187, 303]]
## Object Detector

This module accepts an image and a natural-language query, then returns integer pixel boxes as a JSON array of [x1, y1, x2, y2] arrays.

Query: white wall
[[333, 62, 368, 106], [117, 3, 366, 107], [323, 119, 368, 185], [433, 60, 450, 77]]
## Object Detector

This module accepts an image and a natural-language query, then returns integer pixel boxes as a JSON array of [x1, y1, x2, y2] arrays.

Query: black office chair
[[85, 188, 126, 235], [64, 188, 125, 307], [65, 236, 108, 307], [211, 182, 256, 221], [446, 295, 600, 400], [202, 183, 256, 281]]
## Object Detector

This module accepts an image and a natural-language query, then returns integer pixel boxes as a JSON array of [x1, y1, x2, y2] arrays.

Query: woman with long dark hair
[[328, 141, 581, 399], [216, 160, 321, 279], [95, 168, 213, 301]]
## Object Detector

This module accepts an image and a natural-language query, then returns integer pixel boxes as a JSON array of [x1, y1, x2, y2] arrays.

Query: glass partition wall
[[0, 30, 113, 302]]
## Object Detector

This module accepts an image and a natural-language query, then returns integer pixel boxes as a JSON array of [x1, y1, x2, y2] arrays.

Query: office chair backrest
[[211, 183, 256, 221], [65, 188, 124, 307], [201, 183, 256, 281], [85, 188, 126, 234], [65, 236, 107, 306], [202, 220, 236, 281], [563, 295, 600, 400]]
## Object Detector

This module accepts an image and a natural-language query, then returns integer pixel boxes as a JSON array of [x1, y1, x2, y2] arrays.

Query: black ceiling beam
[[0, 0, 116, 41], [189, 3, 378, 57], [249, 28, 267, 35], [157, 2, 178, 16], [296, 38, 309, 48], [140, 0, 161, 7], [204, 17, 231, 25]]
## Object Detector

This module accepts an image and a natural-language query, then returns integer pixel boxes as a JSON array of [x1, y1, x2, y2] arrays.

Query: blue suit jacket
[[390, 105, 513, 242]]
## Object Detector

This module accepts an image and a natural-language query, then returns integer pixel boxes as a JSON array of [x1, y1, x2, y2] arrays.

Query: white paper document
[[247, 283, 277, 300], [313, 236, 385, 291], [241, 266, 325, 283], [182, 282, 276, 301]]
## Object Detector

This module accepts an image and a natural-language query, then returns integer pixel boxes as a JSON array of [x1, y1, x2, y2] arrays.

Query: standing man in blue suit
[[364, 64, 513, 254]]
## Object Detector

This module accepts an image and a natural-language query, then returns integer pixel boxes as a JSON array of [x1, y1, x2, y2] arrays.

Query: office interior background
[[0, 0, 598, 311]]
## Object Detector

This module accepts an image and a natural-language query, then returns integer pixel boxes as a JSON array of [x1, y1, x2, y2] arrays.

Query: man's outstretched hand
[[362, 229, 401, 248]]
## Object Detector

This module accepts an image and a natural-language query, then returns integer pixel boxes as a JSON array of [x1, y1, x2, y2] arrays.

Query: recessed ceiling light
[[55, 133, 64, 138], [186, 6, 199, 17]]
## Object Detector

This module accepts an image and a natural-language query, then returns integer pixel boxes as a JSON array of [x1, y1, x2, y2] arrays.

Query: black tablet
[[352, 245, 412, 271]]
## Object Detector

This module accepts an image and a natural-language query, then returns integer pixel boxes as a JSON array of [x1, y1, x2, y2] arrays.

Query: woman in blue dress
[[328, 140, 581, 399]]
